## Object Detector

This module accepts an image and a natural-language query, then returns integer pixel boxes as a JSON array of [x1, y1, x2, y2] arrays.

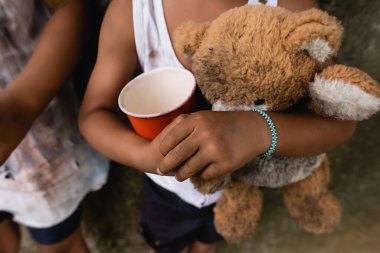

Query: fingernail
[[156, 167, 164, 176]]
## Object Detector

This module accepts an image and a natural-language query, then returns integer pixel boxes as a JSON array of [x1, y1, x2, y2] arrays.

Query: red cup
[[118, 67, 197, 140]]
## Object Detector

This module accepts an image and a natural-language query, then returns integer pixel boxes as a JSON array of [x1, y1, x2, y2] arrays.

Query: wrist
[[250, 110, 276, 156], [131, 139, 162, 174]]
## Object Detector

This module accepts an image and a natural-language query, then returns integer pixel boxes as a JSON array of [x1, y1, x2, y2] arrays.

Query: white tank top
[[132, 0, 278, 208]]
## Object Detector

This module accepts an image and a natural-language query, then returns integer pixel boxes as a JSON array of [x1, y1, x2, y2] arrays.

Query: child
[[0, 0, 108, 252], [79, 0, 356, 252]]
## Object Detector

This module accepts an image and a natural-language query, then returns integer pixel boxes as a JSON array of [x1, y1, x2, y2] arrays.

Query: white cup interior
[[118, 68, 195, 118]]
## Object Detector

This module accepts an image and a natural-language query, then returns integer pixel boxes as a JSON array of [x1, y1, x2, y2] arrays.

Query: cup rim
[[118, 67, 196, 119]]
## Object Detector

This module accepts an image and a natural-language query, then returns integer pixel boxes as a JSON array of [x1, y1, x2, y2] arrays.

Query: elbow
[[338, 120, 357, 144], [78, 106, 89, 137]]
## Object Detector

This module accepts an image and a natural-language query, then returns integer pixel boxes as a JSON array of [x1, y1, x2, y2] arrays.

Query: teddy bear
[[173, 5, 380, 242]]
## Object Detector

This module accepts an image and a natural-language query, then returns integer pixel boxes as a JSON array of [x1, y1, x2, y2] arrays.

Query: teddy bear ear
[[281, 8, 343, 63], [173, 22, 210, 59]]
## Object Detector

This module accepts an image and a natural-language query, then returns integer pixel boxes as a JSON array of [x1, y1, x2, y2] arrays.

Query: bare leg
[[283, 157, 341, 234], [36, 227, 89, 253], [0, 218, 20, 253]]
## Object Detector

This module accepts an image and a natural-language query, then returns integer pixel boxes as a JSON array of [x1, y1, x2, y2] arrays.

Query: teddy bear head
[[174, 5, 343, 111]]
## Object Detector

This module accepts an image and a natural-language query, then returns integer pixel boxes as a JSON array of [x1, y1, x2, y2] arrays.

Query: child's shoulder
[[99, 0, 135, 54], [102, 0, 133, 35], [106, 0, 133, 17]]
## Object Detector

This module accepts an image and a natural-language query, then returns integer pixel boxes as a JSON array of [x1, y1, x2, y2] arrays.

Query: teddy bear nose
[[254, 99, 266, 105]]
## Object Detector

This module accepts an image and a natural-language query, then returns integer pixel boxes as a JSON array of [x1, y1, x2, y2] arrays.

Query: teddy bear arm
[[308, 64, 380, 120]]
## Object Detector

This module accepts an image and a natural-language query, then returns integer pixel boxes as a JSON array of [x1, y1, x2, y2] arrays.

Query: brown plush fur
[[280, 8, 342, 57], [214, 180, 263, 243], [174, 5, 380, 242], [174, 22, 210, 58], [191, 174, 229, 194], [283, 157, 341, 234], [189, 7, 319, 111], [318, 65, 380, 97]]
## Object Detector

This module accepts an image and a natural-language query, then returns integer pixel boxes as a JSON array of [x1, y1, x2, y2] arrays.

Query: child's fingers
[[157, 137, 198, 176], [157, 114, 189, 143], [158, 116, 195, 156], [174, 152, 211, 182], [200, 163, 229, 180]]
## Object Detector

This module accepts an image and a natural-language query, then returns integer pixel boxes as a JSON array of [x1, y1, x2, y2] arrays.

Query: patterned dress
[[0, 0, 109, 228]]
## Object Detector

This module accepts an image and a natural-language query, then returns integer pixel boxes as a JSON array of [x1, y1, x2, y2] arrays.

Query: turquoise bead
[[252, 108, 277, 158]]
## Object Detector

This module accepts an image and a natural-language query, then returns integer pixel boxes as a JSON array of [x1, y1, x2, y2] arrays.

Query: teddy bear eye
[[254, 99, 266, 105]]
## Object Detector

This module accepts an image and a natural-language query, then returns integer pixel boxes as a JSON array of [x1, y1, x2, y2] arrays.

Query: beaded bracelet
[[252, 108, 278, 158]]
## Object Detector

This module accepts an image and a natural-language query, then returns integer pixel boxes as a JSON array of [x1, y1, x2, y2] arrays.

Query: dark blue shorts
[[140, 176, 222, 253], [0, 207, 81, 245]]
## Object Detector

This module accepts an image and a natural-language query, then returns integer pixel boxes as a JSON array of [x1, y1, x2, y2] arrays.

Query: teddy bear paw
[[191, 174, 230, 194], [286, 191, 341, 234]]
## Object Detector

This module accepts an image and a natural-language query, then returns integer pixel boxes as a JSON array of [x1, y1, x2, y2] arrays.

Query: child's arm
[[0, 0, 87, 164], [78, 0, 163, 173], [156, 0, 357, 181], [157, 111, 356, 179], [280, 0, 319, 12]]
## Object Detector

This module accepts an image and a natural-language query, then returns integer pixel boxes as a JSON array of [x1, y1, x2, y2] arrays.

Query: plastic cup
[[118, 67, 197, 140]]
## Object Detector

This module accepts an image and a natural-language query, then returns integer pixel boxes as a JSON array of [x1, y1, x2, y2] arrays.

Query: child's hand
[[135, 136, 165, 174], [156, 111, 271, 181]]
